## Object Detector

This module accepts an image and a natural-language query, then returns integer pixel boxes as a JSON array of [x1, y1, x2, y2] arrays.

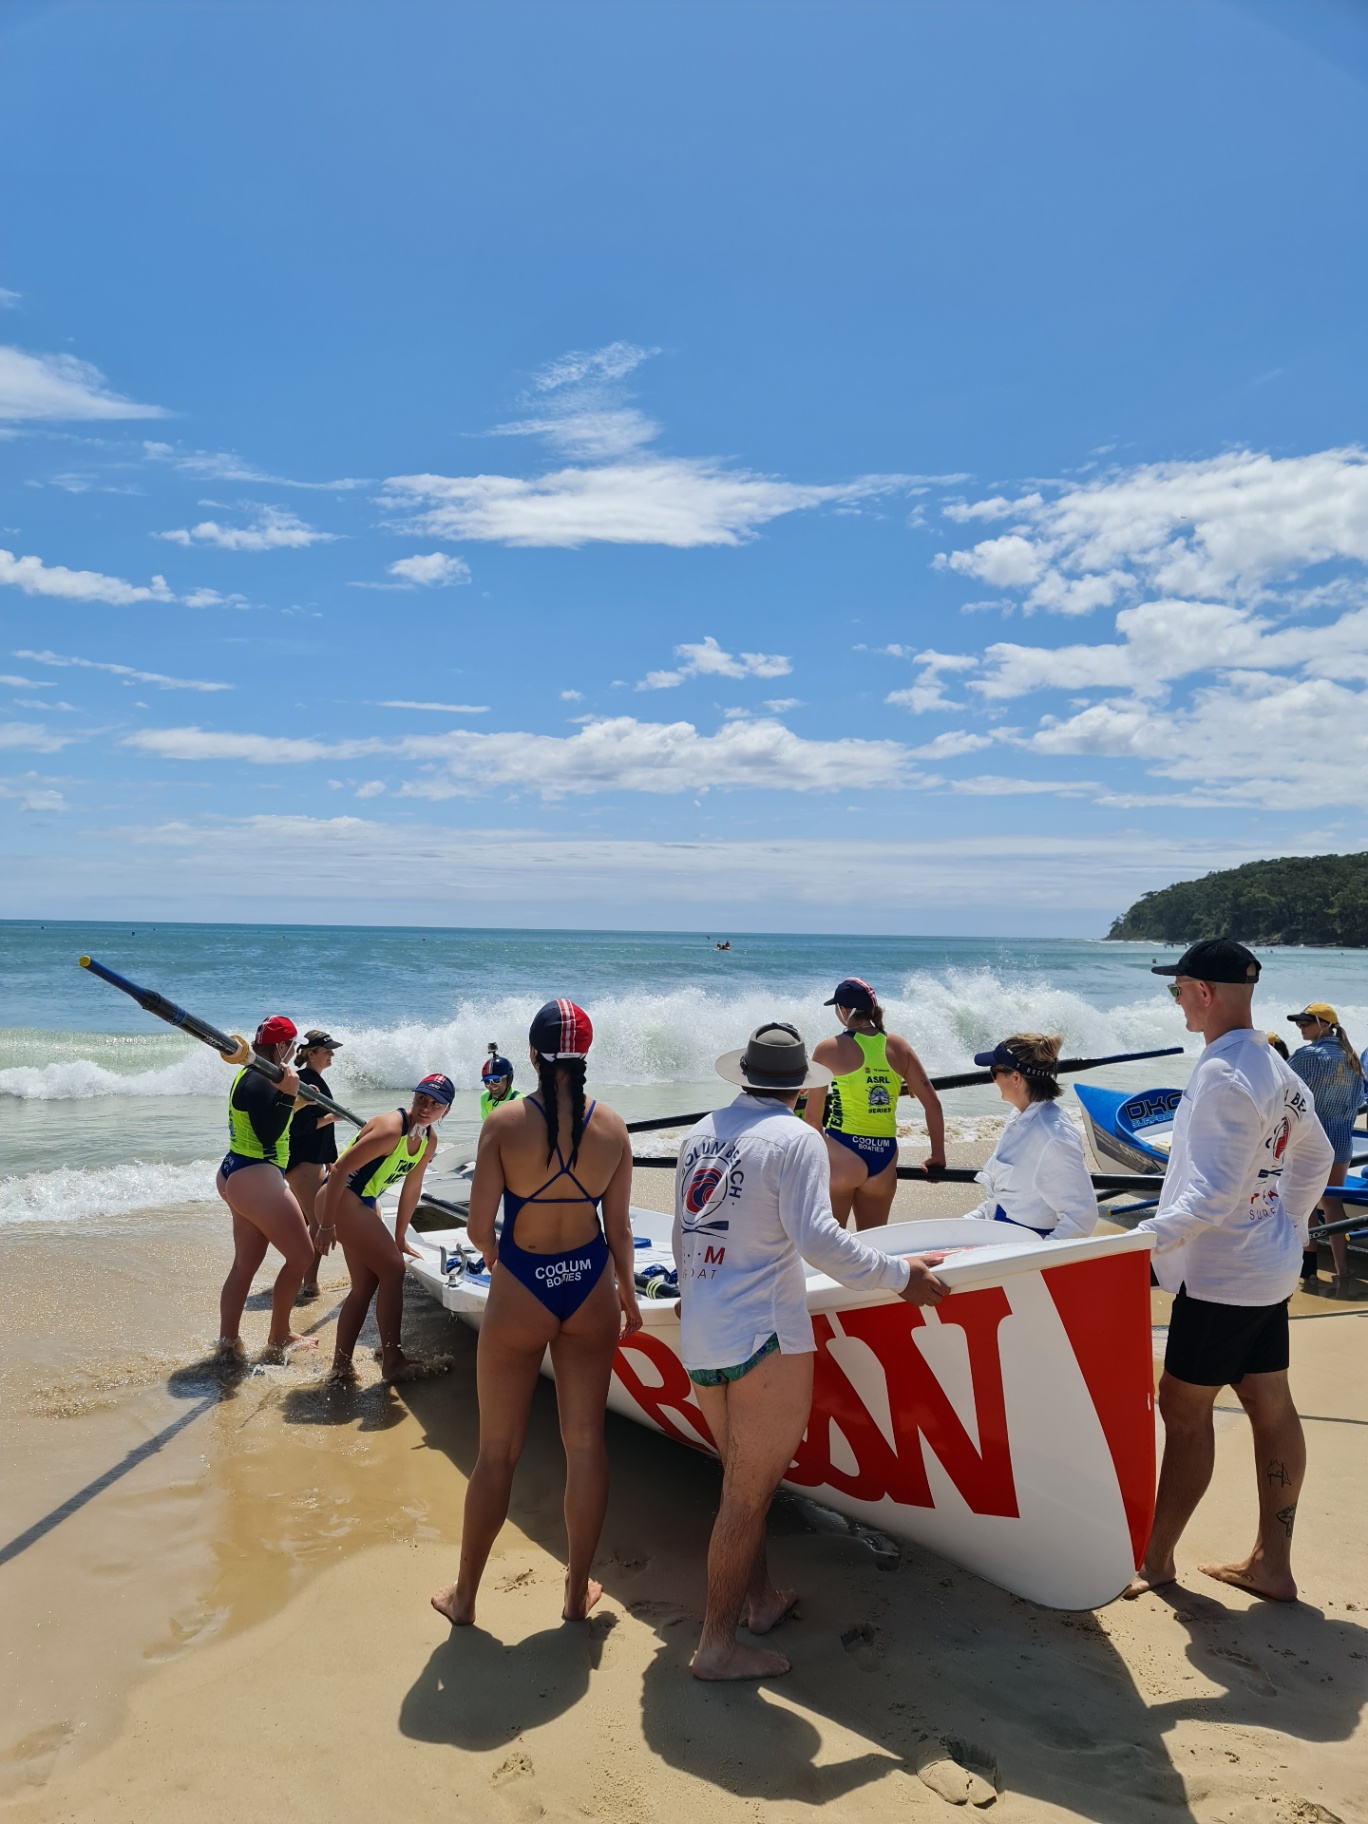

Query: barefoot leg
[[690, 1350, 813, 1679], [1127, 1372, 1218, 1596], [549, 1266, 618, 1620], [1199, 1369, 1303, 1602]]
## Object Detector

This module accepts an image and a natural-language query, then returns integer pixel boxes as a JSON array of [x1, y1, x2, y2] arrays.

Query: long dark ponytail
[[535, 1054, 589, 1168]]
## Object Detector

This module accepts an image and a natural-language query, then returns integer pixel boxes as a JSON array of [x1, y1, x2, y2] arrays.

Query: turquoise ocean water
[[4, 919, 1367, 1232]]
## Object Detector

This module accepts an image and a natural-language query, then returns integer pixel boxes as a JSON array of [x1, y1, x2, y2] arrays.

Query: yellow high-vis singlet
[[824, 1031, 900, 1137]]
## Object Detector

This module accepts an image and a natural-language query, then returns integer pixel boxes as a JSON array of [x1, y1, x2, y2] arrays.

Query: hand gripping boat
[[401, 1202, 1158, 1611]]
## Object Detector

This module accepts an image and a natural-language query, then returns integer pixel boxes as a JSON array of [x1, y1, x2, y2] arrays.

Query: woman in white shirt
[[965, 1033, 1097, 1241]]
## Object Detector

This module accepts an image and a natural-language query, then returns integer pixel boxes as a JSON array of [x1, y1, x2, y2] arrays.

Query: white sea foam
[[0, 968, 1226, 1100], [0, 1159, 220, 1228]]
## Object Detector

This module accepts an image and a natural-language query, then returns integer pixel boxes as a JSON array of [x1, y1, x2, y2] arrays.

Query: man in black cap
[[674, 1021, 949, 1678], [1127, 941, 1333, 1602]]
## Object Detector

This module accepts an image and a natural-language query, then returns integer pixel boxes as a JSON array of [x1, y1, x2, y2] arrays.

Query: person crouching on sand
[[320, 1074, 454, 1384], [431, 1000, 640, 1628], [677, 1021, 950, 1680], [963, 1034, 1097, 1239], [216, 1014, 319, 1363], [1127, 941, 1333, 1604]]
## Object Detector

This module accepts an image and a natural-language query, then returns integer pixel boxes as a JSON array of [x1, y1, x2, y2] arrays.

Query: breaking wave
[[0, 1158, 220, 1228], [0, 968, 1206, 1101]]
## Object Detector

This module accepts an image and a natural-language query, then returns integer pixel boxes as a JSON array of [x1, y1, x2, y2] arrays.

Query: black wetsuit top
[[287, 1066, 339, 1168], [229, 1068, 295, 1160]]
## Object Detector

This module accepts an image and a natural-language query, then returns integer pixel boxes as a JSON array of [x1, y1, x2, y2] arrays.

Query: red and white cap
[[255, 1014, 298, 1047], [529, 998, 593, 1060]]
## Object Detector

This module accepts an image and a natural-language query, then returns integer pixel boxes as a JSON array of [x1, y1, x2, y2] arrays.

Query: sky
[[2, 0, 1368, 934]]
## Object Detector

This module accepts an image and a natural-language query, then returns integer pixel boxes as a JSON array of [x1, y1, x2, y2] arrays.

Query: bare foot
[[1200, 1559, 1298, 1603], [563, 1576, 603, 1622], [213, 1335, 246, 1364], [745, 1586, 798, 1634], [691, 1640, 791, 1680], [329, 1354, 359, 1384], [1124, 1563, 1178, 1599], [431, 1583, 476, 1626], [261, 1331, 320, 1362], [382, 1352, 452, 1384]]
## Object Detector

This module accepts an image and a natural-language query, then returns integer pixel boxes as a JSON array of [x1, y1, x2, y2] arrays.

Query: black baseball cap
[[1150, 939, 1260, 984]]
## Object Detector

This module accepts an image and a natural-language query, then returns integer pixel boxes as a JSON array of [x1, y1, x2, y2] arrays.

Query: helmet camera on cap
[[482, 1042, 514, 1081]]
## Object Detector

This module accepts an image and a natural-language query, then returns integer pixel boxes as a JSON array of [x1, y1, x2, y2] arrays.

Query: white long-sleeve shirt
[[1138, 1027, 1334, 1306], [672, 1093, 912, 1371], [964, 1099, 1098, 1241]]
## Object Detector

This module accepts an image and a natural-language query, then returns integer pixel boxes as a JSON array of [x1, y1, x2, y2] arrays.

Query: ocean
[[4, 919, 1368, 1235]]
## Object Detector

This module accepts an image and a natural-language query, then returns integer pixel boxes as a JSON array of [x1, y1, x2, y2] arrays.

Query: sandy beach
[[2, 1146, 1365, 1824]]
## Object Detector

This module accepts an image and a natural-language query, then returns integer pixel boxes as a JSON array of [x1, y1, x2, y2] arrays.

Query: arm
[[599, 1119, 642, 1336], [1031, 1113, 1097, 1241], [319, 1112, 400, 1227], [1137, 1076, 1264, 1254], [776, 1130, 947, 1302], [466, 1107, 511, 1268], [1278, 1095, 1336, 1247], [805, 1040, 839, 1129], [393, 1132, 438, 1259], [888, 1035, 945, 1168]]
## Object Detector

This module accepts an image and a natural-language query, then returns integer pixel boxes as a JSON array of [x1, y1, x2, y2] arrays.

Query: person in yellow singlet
[[806, 977, 946, 1230]]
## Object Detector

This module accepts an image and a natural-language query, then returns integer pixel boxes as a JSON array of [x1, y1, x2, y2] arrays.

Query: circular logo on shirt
[[684, 1165, 724, 1214]]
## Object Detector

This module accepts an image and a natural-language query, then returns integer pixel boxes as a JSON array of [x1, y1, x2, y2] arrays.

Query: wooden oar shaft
[[78, 954, 365, 1128]]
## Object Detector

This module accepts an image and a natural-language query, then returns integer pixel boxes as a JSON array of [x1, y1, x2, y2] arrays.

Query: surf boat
[[1074, 1083, 1179, 1175], [399, 1201, 1158, 1612]]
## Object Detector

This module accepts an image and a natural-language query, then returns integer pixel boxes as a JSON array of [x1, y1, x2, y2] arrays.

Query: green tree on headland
[[1107, 853, 1368, 947]]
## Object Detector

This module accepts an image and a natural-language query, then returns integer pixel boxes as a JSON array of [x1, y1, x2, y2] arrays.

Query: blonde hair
[[1003, 1032, 1063, 1102], [1327, 1021, 1362, 1078]]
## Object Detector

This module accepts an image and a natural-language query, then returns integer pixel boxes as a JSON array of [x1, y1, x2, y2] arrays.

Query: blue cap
[[973, 1041, 1056, 1080], [412, 1073, 455, 1107], [824, 976, 876, 1012], [482, 1053, 513, 1081]]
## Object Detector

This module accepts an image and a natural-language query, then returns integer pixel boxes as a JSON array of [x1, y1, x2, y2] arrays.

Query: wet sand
[[2, 1150, 1366, 1822]]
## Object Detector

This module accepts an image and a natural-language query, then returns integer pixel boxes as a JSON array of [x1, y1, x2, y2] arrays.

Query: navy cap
[[973, 1040, 1057, 1080], [1150, 939, 1260, 984], [481, 1053, 513, 1081], [412, 1073, 455, 1107], [824, 976, 876, 1012]]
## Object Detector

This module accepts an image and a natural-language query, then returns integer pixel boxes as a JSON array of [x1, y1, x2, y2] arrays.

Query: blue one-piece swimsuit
[[497, 1098, 612, 1321]]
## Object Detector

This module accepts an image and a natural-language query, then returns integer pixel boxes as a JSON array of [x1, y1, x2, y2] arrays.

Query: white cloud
[[637, 634, 791, 690], [13, 648, 230, 692], [0, 673, 50, 688], [385, 553, 471, 587], [378, 700, 488, 714], [0, 346, 167, 421], [354, 780, 386, 799], [381, 462, 908, 550], [885, 648, 977, 714], [908, 729, 995, 759], [0, 721, 72, 753], [143, 442, 366, 490], [560, 689, 584, 702], [949, 773, 1096, 797], [936, 447, 1368, 616], [124, 714, 928, 799], [762, 697, 801, 713], [157, 506, 333, 551], [0, 289, 20, 309], [0, 772, 65, 811], [493, 341, 662, 460], [181, 588, 251, 610], [0, 548, 173, 606]]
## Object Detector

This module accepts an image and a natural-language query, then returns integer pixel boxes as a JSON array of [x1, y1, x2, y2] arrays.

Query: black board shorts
[[1164, 1285, 1290, 1387]]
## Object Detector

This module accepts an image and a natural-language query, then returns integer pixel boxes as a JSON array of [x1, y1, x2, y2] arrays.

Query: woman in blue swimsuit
[[431, 999, 639, 1628]]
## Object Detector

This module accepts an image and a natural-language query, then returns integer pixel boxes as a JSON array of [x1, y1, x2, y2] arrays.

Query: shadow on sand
[[283, 1280, 1367, 1821]]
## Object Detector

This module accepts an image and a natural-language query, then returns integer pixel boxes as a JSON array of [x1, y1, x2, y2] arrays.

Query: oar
[[79, 954, 366, 1128], [620, 1045, 1187, 1135], [1308, 1212, 1368, 1240], [629, 1153, 1159, 1196], [927, 1045, 1184, 1092]]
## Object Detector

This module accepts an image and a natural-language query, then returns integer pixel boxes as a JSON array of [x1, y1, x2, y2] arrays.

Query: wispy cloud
[[380, 342, 918, 549], [14, 648, 231, 692], [157, 506, 334, 551], [0, 345, 168, 422], [124, 715, 930, 798], [0, 721, 73, 754], [637, 635, 791, 690], [885, 649, 977, 713], [0, 289, 20, 310], [0, 772, 66, 812], [378, 700, 488, 714], [143, 441, 367, 490], [0, 548, 174, 606]]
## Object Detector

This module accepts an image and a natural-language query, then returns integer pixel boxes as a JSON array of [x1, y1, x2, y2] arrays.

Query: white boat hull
[[402, 1207, 1157, 1610]]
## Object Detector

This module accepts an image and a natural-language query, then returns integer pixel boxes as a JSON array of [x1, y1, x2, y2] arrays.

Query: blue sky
[[3, 0, 1367, 933]]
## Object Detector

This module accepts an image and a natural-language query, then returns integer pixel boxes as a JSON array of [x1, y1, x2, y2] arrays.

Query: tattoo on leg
[[1275, 1503, 1296, 1540], [1266, 1460, 1291, 1487]]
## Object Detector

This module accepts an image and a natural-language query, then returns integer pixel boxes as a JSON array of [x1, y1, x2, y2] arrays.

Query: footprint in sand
[[496, 1568, 538, 1592], [491, 1750, 543, 1822], [840, 1622, 883, 1670], [1208, 1647, 1277, 1697]]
